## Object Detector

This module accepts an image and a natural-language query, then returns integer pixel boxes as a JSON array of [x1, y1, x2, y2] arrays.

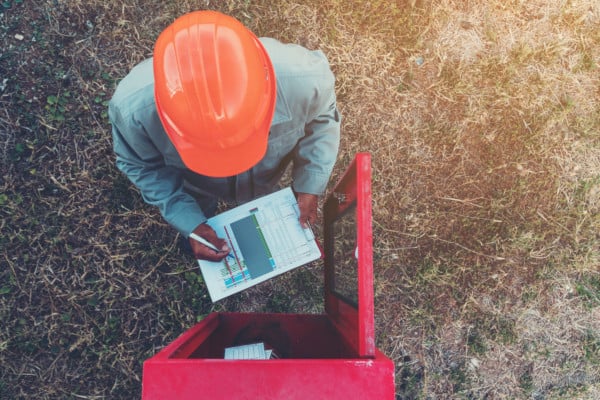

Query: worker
[[108, 11, 340, 262]]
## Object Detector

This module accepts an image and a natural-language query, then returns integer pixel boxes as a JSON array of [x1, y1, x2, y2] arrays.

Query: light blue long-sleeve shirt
[[109, 38, 340, 237]]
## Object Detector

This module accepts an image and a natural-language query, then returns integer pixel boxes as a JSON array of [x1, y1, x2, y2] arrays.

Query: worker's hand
[[189, 223, 230, 261], [295, 192, 319, 228]]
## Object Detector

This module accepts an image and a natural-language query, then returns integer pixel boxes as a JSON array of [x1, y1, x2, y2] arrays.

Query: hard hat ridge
[[153, 10, 276, 177]]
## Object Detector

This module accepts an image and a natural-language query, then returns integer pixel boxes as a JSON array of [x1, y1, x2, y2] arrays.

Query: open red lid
[[323, 153, 375, 358]]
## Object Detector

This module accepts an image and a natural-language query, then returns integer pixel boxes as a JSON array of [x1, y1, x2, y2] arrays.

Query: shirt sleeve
[[291, 56, 341, 195], [109, 101, 207, 237]]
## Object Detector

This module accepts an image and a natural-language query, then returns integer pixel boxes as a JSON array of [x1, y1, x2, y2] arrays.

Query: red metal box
[[142, 153, 395, 399]]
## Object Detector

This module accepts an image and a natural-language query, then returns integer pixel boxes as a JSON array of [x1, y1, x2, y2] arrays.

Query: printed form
[[197, 187, 321, 302], [224, 343, 273, 360]]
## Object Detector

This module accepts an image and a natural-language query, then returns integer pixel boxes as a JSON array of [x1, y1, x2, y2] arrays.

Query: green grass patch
[[575, 275, 600, 308]]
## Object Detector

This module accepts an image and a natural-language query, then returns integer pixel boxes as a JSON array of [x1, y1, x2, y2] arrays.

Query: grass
[[1, 0, 599, 398]]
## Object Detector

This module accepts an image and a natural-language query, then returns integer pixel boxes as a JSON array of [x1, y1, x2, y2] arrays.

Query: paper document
[[224, 343, 273, 360], [197, 187, 321, 302]]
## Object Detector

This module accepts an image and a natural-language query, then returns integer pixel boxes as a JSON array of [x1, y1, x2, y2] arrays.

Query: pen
[[189, 232, 234, 258]]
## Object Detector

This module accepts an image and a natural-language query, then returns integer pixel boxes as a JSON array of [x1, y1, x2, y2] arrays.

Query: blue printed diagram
[[219, 257, 249, 288]]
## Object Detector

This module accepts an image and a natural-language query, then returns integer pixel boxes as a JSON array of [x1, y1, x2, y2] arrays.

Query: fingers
[[296, 192, 319, 228], [192, 244, 229, 262], [189, 223, 230, 261], [299, 208, 317, 228]]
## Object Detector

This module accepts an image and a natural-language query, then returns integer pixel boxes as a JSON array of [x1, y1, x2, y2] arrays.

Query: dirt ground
[[1, 0, 599, 399]]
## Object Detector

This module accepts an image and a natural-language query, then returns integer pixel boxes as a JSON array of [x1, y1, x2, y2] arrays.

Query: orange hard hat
[[153, 11, 276, 177]]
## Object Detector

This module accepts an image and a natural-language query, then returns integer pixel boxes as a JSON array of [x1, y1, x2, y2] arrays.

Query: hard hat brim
[[159, 103, 271, 177]]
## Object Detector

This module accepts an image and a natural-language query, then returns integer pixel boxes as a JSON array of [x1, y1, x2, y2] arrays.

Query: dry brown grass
[[1, 0, 598, 398]]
